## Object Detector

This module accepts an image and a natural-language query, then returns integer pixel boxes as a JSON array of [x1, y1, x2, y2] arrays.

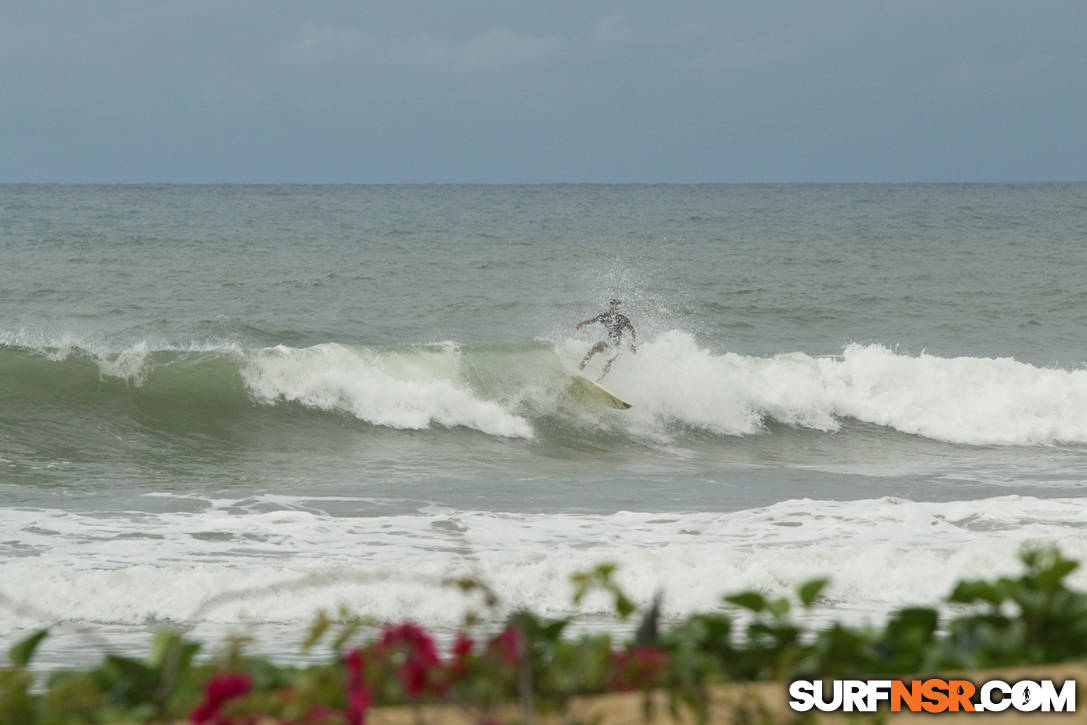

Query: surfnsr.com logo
[[788, 678, 1076, 714]]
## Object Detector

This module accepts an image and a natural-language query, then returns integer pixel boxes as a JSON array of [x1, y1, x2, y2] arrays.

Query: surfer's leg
[[579, 342, 605, 369], [599, 352, 620, 380]]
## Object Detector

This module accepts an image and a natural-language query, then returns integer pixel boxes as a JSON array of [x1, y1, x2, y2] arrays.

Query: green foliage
[[3, 546, 1087, 723], [722, 591, 768, 613], [797, 578, 829, 608], [572, 562, 637, 620], [0, 667, 35, 725], [0, 630, 49, 725], [942, 546, 1087, 667], [8, 629, 48, 669]]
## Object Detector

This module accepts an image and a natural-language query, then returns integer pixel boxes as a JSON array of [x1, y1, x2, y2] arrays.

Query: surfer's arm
[[628, 323, 637, 352], [575, 314, 603, 330]]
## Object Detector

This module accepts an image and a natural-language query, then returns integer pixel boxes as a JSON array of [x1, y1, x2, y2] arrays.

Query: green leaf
[[331, 620, 364, 652], [149, 629, 180, 669], [724, 591, 767, 613], [767, 597, 791, 619], [570, 573, 592, 605], [98, 654, 158, 706], [102, 654, 154, 683], [886, 607, 939, 637], [9, 629, 48, 667], [595, 563, 618, 579], [302, 610, 331, 652], [798, 578, 830, 608], [1037, 557, 1078, 592], [948, 580, 1004, 606], [615, 592, 636, 620], [539, 619, 569, 642]]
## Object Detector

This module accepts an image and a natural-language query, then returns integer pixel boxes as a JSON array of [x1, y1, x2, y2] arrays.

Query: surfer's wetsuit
[[590, 311, 635, 349], [576, 302, 637, 378]]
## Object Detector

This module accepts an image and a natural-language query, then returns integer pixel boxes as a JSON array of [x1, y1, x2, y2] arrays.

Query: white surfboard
[[567, 374, 632, 410]]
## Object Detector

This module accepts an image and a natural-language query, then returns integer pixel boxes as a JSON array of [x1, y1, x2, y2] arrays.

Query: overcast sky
[[2, 1, 1085, 183]]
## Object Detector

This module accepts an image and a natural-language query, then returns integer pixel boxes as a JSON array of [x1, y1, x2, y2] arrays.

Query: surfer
[[576, 298, 637, 379]]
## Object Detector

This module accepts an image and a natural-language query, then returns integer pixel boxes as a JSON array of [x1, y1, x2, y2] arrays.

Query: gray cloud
[[387, 28, 565, 76], [285, 24, 371, 67], [1, 0, 1085, 182], [285, 24, 564, 77]]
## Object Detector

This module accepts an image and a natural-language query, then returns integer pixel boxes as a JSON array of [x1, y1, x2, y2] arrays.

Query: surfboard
[[567, 374, 632, 410]]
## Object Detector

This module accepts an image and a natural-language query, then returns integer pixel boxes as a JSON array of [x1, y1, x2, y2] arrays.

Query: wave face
[[4, 331, 1087, 448]]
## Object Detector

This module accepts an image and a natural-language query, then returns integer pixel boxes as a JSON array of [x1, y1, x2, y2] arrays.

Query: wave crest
[[242, 343, 533, 438], [4, 332, 1087, 446]]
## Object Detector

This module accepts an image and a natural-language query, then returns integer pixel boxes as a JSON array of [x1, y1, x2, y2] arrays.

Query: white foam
[[241, 343, 533, 438], [2, 495, 1085, 632], [10, 327, 1087, 446], [0, 328, 84, 361], [0, 330, 246, 383], [95, 341, 152, 383], [586, 332, 1087, 446]]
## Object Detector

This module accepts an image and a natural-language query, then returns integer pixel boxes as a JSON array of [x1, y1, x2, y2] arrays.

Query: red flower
[[346, 688, 372, 725], [490, 626, 521, 667], [344, 647, 371, 725], [452, 631, 474, 660], [611, 646, 668, 690], [381, 622, 436, 658], [445, 631, 475, 683], [380, 622, 441, 698], [190, 672, 253, 723], [345, 648, 365, 681], [401, 657, 431, 696]]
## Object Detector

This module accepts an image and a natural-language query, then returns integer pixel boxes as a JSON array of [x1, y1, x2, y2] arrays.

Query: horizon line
[[2, 179, 1085, 187]]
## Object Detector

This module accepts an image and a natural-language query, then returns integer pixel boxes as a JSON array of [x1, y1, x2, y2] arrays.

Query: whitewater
[[6, 332, 1087, 447]]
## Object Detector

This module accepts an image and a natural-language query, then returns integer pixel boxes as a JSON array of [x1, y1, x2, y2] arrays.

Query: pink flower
[[381, 623, 436, 657], [345, 648, 365, 681], [445, 631, 475, 683], [401, 657, 431, 696], [344, 647, 371, 725], [452, 631, 474, 660], [190, 672, 253, 723], [611, 646, 668, 690], [490, 626, 521, 667], [380, 622, 441, 697], [346, 688, 372, 725]]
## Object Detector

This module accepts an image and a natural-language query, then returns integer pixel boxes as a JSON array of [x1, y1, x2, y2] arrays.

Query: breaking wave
[[4, 330, 1087, 446]]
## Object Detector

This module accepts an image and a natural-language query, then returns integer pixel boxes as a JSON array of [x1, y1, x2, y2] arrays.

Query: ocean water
[[2, 183, 1087, 668]]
